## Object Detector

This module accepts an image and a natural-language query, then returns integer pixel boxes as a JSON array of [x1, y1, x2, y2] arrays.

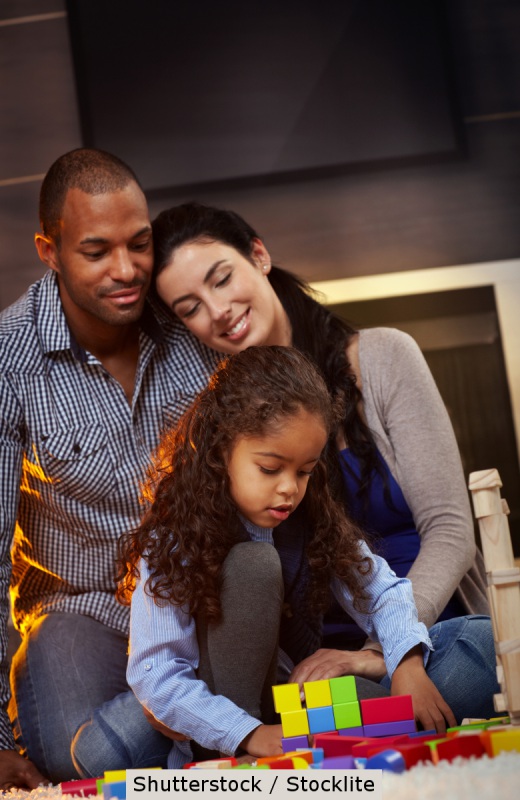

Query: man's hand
[[391, 646, 456, 734], [142, 707, 190, 741], [0, 750, 48, 790], [239, 724, 283, 758], [289, 648, 387, 685]]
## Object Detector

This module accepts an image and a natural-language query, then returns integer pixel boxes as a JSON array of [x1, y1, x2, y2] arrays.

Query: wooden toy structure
[[468, 468, 520, 725]]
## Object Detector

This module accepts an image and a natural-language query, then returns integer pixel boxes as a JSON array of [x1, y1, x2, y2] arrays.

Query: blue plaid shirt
[[0, 271, 218, 749]]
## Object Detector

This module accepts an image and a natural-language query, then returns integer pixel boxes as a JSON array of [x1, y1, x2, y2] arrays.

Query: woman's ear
[[250, 238, 271, 274]]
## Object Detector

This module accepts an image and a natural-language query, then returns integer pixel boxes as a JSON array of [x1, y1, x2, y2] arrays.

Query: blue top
[[322, 448, 465, 642]]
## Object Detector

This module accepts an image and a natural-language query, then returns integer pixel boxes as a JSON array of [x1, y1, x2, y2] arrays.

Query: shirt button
[[144, 663, 152, 671]]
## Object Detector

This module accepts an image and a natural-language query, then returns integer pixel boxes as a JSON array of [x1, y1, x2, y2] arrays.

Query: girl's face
[[155, 238, 291, 354], [227, 408, 328, 529]]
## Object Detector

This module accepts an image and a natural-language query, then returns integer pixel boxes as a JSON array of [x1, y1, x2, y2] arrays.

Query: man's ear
[[34, 233, 59, 273]]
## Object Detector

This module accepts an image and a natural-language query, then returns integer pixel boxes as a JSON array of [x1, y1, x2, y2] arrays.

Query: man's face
[[42, 183, 153, 328]]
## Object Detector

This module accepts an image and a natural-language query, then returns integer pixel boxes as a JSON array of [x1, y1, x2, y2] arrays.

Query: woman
[[151, 202, 495, 703]]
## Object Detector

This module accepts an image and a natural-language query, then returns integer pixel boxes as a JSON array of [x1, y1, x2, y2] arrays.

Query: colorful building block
[[339, 726, 365, 736], [102, 781, 126, 800], [360, 694, 414, 725], [365, 749, 406, 773], [282, 735, 309, 753], [333, 700, 362, 729], [314, 733, 366, 758], [273, 683, 302, 713], [363, 719, 416, 737], [280, 708, 310, 737], [307, 705, 336, 734], [304, 679, 332, 708], [329, 675, 358, 705], [321, 755, 355, 769], [61, 778, 100, 797], [436, 735, 485, 762]]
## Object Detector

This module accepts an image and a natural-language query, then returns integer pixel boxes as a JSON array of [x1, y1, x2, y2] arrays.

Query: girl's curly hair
[[117, 345, 372, 620]]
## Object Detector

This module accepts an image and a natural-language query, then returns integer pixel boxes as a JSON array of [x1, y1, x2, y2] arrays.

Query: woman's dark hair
[[151, 202, 382, 506], [117, 346, 371, 620]]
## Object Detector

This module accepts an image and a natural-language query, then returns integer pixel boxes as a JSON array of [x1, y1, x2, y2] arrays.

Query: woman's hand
[[391, 646, 456, 734], [240, 724, 283, 758], [289, 648, 387, 685]]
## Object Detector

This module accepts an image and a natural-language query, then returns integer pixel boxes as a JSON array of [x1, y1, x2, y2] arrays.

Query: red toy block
[[360, 695, 414, 725], [351, 735, 409, 759], [61, 778, 100, 797], [435, 734, 486, 762], [313, 733, 366, 757]]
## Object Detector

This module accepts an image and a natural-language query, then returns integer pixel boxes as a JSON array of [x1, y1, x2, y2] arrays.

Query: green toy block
[[273, 683, 302, 713], [303, 679, 332, 709], [329, 675, 358, 705], [332, 700, 362, 729], [281, 709, 310, 738]]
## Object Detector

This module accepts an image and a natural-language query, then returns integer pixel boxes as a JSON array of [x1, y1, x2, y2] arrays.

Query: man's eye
[[131, 240, 151, 252], [84, 251, 105, 260]]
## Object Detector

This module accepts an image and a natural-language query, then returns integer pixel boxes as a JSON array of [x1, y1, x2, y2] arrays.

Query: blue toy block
[[102, 781, 126, 800], [363, 718, 416, 737], [282, 735, 309, 753], [307, 705, 336, 734], [365, 749, 406, 773]]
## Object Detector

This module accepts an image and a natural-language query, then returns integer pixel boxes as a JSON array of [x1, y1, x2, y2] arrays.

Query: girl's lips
[[268, 506, 292, 521]]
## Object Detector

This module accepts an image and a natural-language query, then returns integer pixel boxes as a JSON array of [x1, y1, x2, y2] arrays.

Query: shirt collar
[[38, 271, 164, 360]]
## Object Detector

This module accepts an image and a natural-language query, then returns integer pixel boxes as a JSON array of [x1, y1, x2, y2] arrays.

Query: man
[[0, 149, 216, 787]]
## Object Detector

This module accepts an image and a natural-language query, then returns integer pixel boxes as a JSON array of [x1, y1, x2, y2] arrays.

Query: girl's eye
[[260, 466, 279, 475]]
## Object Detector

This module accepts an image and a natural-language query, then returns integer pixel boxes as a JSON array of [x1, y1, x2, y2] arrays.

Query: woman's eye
[[181, 303, 200, 319], [215, 272, 232, 288]]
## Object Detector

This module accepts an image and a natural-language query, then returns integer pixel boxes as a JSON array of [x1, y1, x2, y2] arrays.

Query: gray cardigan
[[357, 327, 488, 628]]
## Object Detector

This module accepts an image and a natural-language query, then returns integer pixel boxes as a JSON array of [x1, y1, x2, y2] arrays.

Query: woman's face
[[155, 237, 291, 354]]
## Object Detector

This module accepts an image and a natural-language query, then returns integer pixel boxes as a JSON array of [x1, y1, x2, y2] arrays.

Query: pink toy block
[[363, 719, 416, 737], [360, 694, 414, 724]]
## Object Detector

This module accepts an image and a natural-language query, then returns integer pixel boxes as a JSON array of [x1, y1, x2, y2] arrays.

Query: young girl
[[118, 345, 453, 769]]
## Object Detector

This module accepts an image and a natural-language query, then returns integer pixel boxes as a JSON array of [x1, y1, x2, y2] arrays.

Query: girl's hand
[[289, 648, 387, 685], [391, 646, 456, 734], [239, 724, 283, 758]]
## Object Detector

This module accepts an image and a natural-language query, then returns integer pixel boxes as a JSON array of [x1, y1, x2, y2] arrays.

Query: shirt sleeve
[[331, 541, 432, 679], [127, 558, 261, 756], [362, 328, 477, 628], [0, 378, 24, 750]]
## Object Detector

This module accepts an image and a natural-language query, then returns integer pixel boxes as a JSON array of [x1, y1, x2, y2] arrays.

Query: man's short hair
[[39, 148, 142, 245]]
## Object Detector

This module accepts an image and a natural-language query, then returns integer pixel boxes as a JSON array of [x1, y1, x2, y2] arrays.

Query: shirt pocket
[[40, 423, 115, 504]]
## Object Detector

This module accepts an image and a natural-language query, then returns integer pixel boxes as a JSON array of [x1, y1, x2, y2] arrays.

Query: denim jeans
[[380, 614, 499, 723], [8, 612, 171, 783]]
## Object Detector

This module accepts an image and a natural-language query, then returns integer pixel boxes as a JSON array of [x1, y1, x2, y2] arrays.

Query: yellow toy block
[[273, 683, 302, 713], [487, 728, 520, 755], [303, 679, 332, 709], [104, 770, 127, 782], [281, 709, 310, 738]]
